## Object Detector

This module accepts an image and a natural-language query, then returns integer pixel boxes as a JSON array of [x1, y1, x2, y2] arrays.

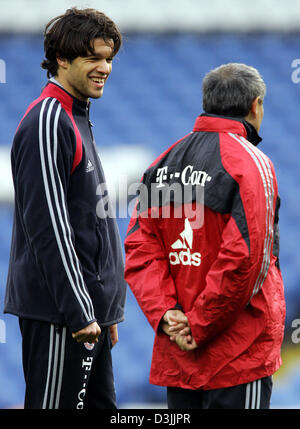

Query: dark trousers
[[19, 318, 117, 409], [167, 376, 273, 409]]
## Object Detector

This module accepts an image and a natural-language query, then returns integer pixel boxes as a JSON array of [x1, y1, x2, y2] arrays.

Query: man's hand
[[175, 333, 198, 351], [109, 324, 118, 348], [72, 321, 101, 344], [162, 309, 189, 338], [161, 309, 198, 351]]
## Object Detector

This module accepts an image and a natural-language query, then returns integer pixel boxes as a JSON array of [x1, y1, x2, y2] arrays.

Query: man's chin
[[89, 89, 104, 100]]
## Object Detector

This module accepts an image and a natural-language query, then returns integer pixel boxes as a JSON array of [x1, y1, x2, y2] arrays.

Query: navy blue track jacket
[[4, 80, 126, 332]]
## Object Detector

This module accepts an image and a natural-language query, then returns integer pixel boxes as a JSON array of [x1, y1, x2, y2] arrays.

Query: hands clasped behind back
[[161, 309, 198, 351]]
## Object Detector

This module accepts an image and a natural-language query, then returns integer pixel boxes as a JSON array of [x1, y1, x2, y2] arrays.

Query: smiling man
[[55, 38, 114, 101], [4, 8, 126, 409]]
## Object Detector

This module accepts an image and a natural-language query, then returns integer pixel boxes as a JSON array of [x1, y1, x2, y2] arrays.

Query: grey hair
[[202, 63, 266, 117]]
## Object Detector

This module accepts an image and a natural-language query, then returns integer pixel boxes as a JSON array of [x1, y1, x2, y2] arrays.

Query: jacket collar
[[193, 113, 262, 147], [41, 79, 91, 114]]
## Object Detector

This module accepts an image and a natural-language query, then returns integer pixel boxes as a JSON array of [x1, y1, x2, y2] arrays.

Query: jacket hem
[[4, 309, 125, 330], [4, 309, 65, 326], [149, 363, 281, 391]]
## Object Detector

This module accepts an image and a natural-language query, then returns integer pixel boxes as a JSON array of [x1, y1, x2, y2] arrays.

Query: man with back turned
[[124, 63, 285, 409]]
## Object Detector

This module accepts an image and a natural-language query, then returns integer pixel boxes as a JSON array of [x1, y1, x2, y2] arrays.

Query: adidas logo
[[86, 159, 94, 173], [169, 218, 201, 267]]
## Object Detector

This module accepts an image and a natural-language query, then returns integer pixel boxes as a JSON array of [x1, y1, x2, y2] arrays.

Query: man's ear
[[56, 55, 69, 70], [250, 96, 260, 117]]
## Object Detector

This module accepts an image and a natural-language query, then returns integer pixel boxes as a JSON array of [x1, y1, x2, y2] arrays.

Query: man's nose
[[95, 59, 111, 75]]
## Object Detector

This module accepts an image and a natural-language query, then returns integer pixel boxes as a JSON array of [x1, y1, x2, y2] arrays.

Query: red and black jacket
[[5, 81, 126, 332], [124, 114, 285, 390]]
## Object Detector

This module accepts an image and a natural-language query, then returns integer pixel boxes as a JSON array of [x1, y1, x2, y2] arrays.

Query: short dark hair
[[41, 7, 122, 78], [202, 63, 266, 117]]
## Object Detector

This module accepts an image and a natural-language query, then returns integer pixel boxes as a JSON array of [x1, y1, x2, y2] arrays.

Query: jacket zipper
[[86, 105, 105, 284], [85, 105, 103, 184]]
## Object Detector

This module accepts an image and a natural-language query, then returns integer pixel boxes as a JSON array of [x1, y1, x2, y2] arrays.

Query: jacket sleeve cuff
[[69, 318, 98, 334]]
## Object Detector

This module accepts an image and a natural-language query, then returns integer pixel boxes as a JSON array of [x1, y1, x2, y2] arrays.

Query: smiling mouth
[[90, 77, 105, 88]]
